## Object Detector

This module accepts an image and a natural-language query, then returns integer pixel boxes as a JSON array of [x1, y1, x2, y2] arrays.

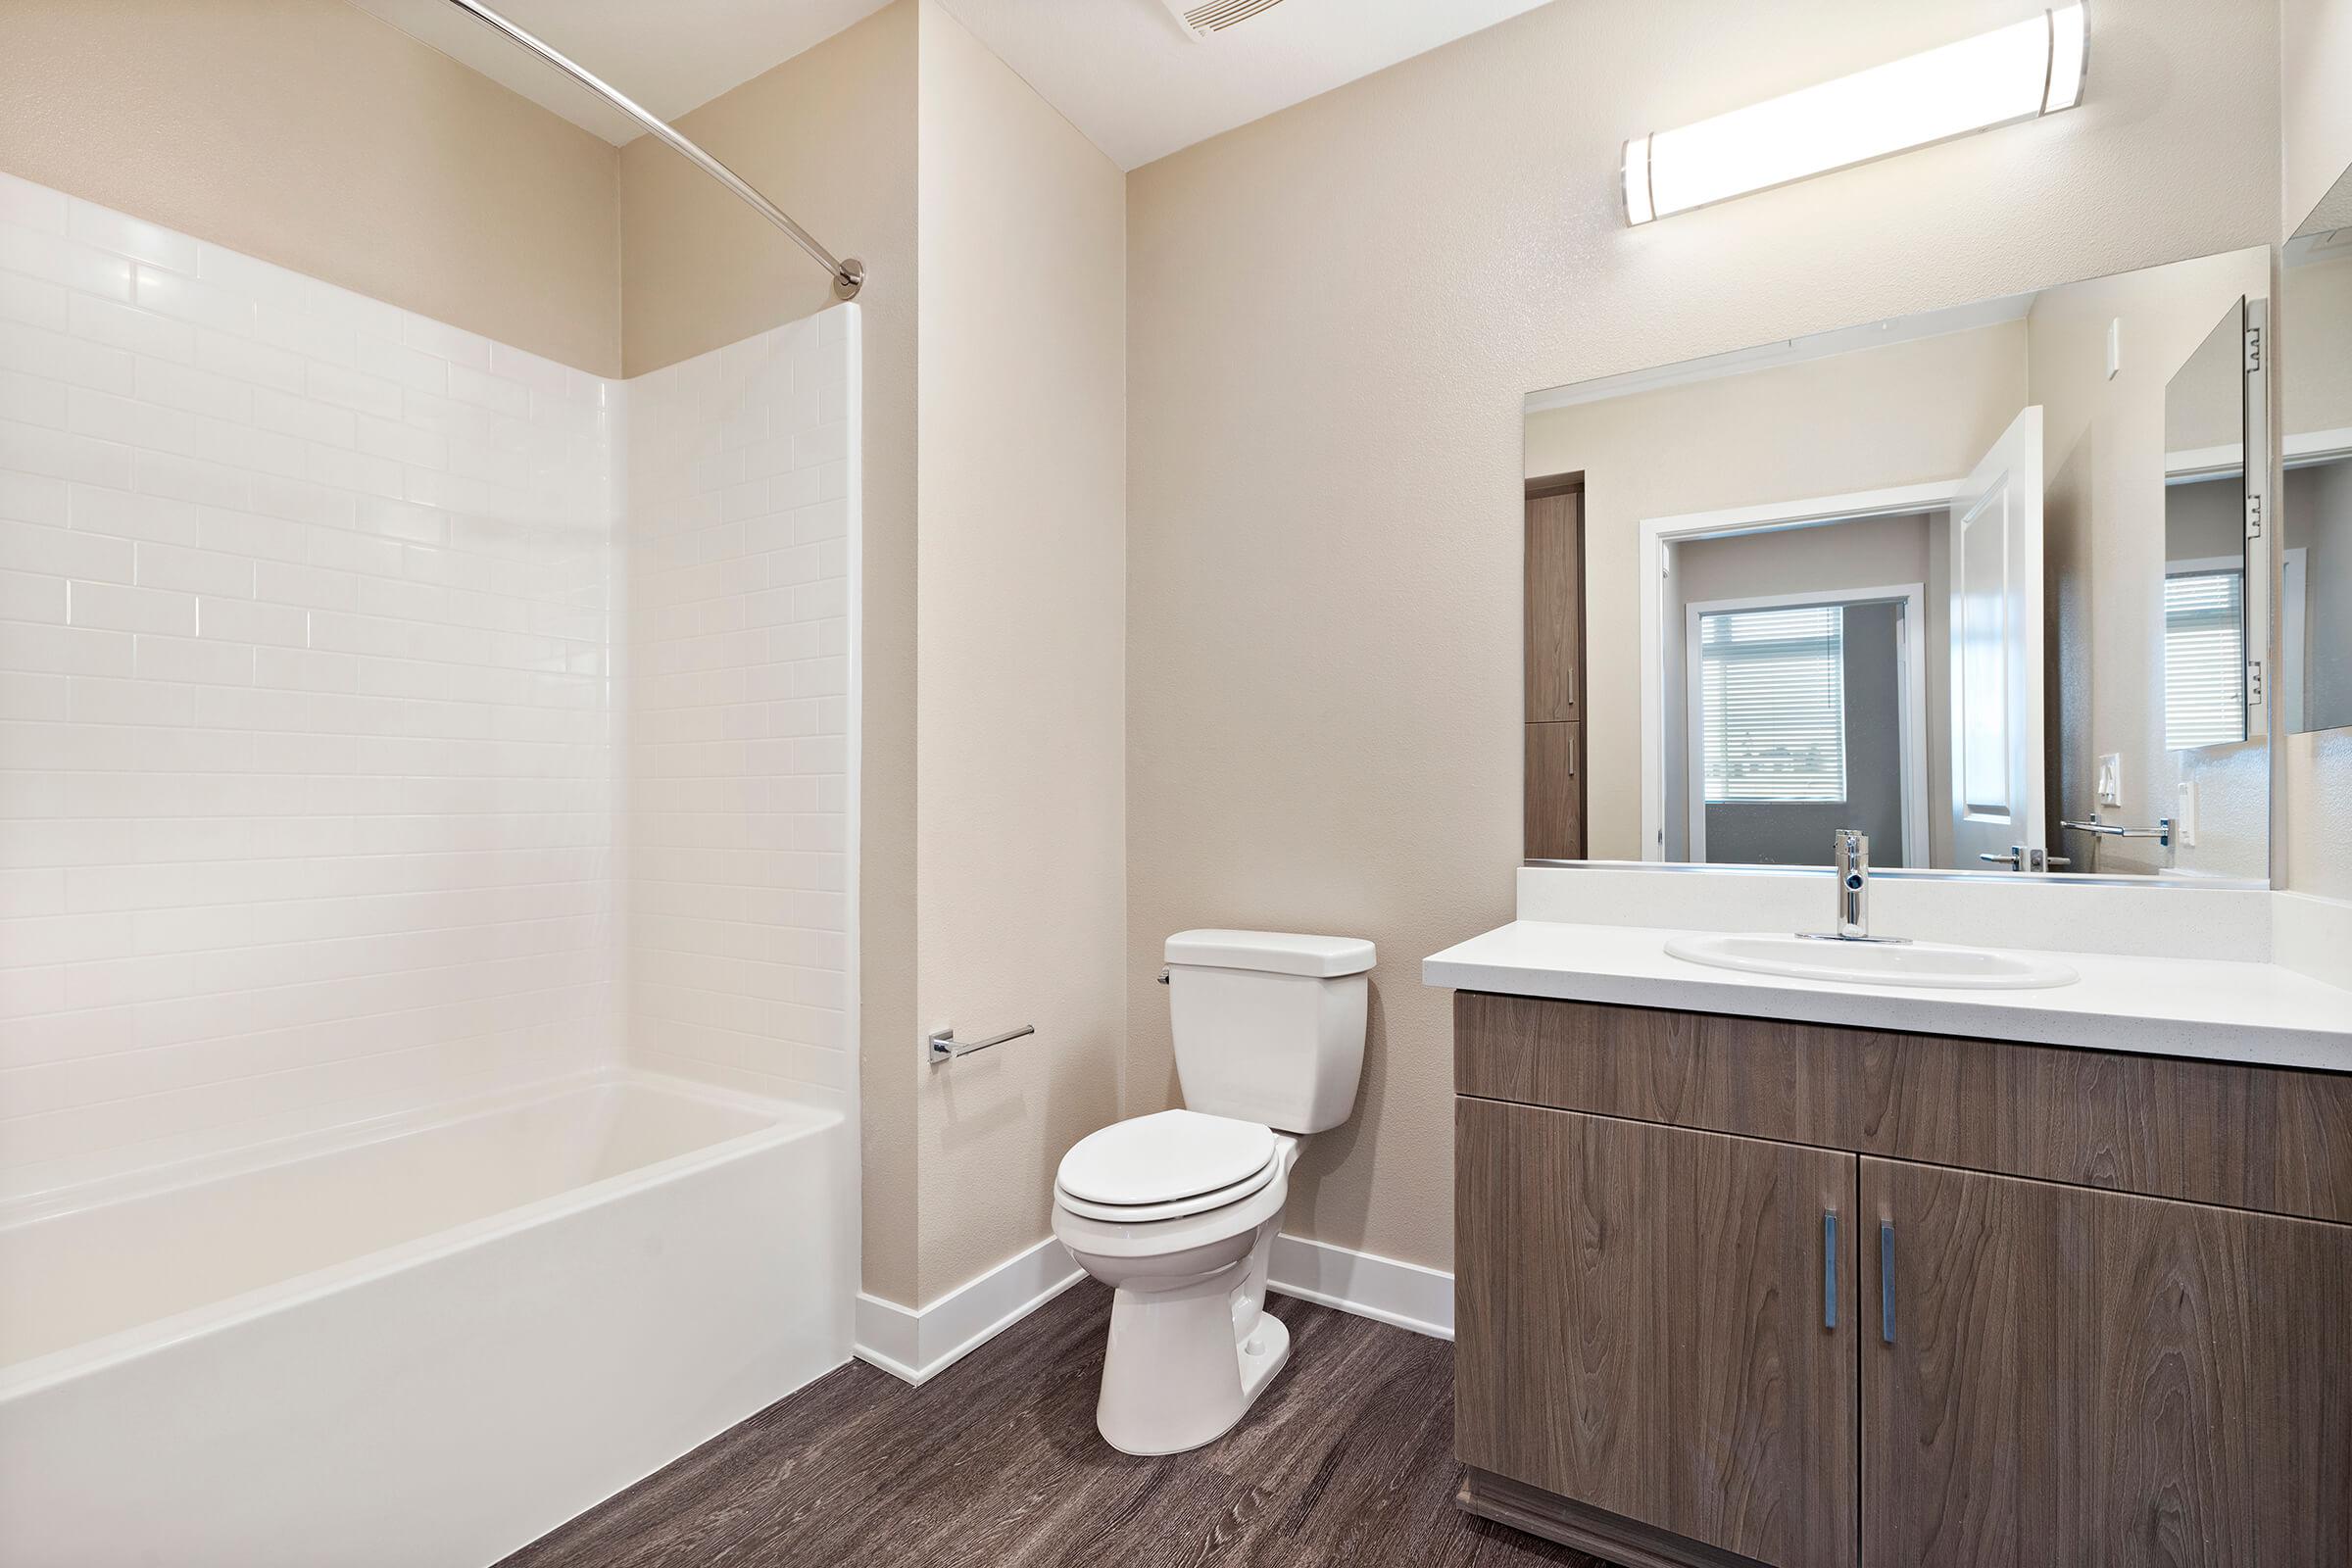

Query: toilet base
[[1235, 1307, 1293, 1410], [1092, 1219, 1296, 1460], [1097, 1297, 1291, 1459]]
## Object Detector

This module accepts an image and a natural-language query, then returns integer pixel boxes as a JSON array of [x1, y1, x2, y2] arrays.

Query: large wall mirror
[[1523, 247, 2277, 882], [2285, 162, 2352, 738]]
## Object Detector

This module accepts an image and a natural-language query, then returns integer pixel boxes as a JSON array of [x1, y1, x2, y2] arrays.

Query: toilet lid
[[1056, 1109, 1276, 1207]]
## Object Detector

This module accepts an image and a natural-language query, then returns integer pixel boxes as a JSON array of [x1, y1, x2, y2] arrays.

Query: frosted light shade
[[1624, 5, 2088, 224]]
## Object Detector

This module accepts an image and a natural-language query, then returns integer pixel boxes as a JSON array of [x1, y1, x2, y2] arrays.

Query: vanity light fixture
[[1622, 4, 2088, 224]]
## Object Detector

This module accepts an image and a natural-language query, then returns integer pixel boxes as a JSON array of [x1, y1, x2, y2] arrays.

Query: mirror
[[2284, 163, 2352, 735], [2163, 307, 2250, 757], [1523, 247, 2272, 880]]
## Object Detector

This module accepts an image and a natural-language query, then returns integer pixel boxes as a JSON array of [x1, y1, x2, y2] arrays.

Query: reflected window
[[1699, 606, 1848, 803], [2163, 568, 2246, 749]]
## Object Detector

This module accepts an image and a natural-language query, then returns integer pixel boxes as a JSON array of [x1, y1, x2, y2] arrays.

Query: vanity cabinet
[[1451, 992, 2352, 1568], [1457, 1100, 1858, 1568], [1862, 1158, 2352, 1568]]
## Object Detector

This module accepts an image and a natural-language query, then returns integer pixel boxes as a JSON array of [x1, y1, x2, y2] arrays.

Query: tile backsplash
[[0, 174, 857, 1199]]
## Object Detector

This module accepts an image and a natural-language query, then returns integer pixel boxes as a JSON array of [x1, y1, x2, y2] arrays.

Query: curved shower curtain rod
[[440, 0, 864, 300]]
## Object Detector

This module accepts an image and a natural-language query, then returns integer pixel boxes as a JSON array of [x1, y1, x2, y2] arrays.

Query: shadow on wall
[[2045, 431, 2095, 839], [1277, 979, 1381, 1247], [935, 1059, 1032, 1154]]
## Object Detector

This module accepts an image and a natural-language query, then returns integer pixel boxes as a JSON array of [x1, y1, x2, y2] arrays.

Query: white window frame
[[1684, 584, 1930, 867], [1639, 480, 1959, 862]]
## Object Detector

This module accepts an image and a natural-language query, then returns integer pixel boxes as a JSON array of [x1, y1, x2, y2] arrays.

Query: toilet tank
[[1163, 930, 1375, 1134]]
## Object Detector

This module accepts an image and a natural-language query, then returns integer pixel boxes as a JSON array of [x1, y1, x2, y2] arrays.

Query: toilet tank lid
[[1165, 929, 1376, 978]]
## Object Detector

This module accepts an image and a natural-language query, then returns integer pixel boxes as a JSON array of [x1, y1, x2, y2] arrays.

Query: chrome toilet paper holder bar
[[928, 1023, 1035, 1062]]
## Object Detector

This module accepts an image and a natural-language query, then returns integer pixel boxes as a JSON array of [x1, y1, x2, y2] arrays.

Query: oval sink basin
[[1663, 933, 2079, 990]]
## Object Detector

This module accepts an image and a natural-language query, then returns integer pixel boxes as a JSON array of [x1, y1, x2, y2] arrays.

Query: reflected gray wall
[[2290, 458, 2352, 730], [1704, 601, 1907, 865], [1668, 514, 1941, 863]]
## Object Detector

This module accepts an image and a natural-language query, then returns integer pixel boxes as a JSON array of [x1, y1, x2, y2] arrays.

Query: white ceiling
[[348, 0, 1552, 170], [932, 0, 1553, 169], [345, 0, 897, 145]]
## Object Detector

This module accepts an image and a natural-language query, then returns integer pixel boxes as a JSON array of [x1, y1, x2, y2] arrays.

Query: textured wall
[[0, 176, 620, 1198], [2283, 0, 2352, 238], [0, 0, 620, 375], [909, 0, 1127, 1302], [1127, 0, 2279, 1274]]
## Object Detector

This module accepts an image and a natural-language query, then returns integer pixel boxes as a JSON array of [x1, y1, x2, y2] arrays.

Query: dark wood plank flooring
[[501, 1282, 1605, 1568]]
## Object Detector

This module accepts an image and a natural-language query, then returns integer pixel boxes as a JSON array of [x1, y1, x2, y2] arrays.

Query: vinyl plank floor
[[501, 1282, 1604, 1568]]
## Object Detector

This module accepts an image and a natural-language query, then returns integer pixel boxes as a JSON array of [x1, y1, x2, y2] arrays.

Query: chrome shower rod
[[439, 0, 863, 300]]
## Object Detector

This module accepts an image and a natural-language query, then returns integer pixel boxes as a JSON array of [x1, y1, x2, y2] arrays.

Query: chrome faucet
[[1834, 829, 1869, 939], [1800, 829, 1908, 945]]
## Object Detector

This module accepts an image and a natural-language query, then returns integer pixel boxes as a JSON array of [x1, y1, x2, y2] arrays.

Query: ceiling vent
[[1157, 0, 1288, 40]]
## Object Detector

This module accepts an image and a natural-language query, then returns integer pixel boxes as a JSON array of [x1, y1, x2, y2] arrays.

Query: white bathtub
[[0, 1069, 852, 1568]]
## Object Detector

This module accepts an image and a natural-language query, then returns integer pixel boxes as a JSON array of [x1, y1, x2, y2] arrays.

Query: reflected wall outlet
[[2096, 753, 2123, 807], [2175, 780, 2198, 847]]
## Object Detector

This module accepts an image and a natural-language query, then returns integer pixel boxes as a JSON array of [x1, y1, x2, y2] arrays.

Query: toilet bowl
[[1053, 930, 1374, 1456], [1052, 1114, 1299, 1455]]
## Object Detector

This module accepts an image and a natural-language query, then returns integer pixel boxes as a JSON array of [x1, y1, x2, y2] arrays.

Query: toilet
[[1053, 928, 1374, 1456]]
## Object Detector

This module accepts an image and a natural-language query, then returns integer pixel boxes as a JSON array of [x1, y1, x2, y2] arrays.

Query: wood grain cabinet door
[[1861, 1157, 2352, 1568], [1525, 489, 1582, 723], [1456, 1099, 1860, 1568]]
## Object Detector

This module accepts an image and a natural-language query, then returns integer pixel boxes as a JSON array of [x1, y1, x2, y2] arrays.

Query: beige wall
[[2285, 255, 2352, 439], [2281, 320, 2352, 895], [618, 7, 915, 377], [1128, 0, 2278, 1276], [2281, 0, 2352, 901], [2283, 0, 2352, 237], [1526, 323, 2023, 863], [611, 3, 928, 1301], [2030, 250, 2273, 879], [907, 0, 1128, 1301], [0, 0, 621, 373]]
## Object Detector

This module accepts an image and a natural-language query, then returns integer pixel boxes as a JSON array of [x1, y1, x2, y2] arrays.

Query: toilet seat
[[1056, 1109, 1276, 1209], [1053, 1145, 1295, 1263], [1053, 1153, 1279, 1223]]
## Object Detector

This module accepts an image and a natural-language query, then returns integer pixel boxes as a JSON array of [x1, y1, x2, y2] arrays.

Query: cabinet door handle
[[1823, 1210, 1838, 1329], [1879, 1220, 1895, 1344]]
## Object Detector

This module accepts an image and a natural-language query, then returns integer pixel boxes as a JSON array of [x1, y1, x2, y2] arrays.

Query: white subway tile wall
[[0, 177, 642, 1199], [624, 314, 857, 1108]]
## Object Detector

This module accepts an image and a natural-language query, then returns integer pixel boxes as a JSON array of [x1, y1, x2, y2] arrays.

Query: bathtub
[[0, 1069, 852, 1568]]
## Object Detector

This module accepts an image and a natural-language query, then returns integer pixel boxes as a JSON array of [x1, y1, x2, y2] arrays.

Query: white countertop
[[1424, 920, 2352, 1074]]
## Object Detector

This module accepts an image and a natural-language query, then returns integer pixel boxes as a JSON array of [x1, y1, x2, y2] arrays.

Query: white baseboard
[[1267, 1233, 1453, 1341], [853, 1230, 1454, 1386], [854, 1236, 1082, 1386]]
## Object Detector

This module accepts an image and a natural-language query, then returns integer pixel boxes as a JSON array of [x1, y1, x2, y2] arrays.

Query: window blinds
[[1699, 605, 1847, 803], [2164, 569, 2245, 750]]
